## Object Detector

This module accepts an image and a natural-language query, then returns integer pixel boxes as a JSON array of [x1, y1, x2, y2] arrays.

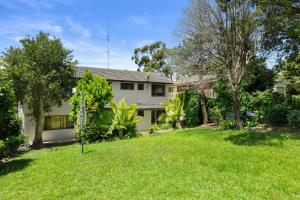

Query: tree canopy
[[2, 32, 77, 146], [176, 0, 257, 128], [132, 41, 173, 80], [70, 70, 113, 139]]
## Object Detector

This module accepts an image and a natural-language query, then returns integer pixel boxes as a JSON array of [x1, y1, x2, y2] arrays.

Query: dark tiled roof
[[75, 67, 172, 84]]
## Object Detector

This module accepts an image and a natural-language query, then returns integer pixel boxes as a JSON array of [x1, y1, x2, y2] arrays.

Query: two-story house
[[19, 67, 172, 143]]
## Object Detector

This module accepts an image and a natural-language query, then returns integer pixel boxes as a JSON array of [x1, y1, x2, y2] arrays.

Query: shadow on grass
[[0, 159, 33, 176], [225, 131, 298, 146]]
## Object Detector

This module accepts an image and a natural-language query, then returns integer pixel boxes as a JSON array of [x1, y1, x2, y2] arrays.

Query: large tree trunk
[[33, 97, 44, 147], [232, 90, 243, 129], [200, 87, 209, 124], [176, 119, 182, 129]]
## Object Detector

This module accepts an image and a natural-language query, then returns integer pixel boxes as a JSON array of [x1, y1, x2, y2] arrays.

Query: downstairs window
[[44, 115, 74, 130]]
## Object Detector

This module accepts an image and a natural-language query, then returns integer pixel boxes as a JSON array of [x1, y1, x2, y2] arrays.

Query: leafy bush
[[149, 124, 159, 134], [212, 81, 233, 115], [244, 115, 259, 127], [110, 98, 141, 139], [179, 89, 201, 127], [159, 123, 172, 130], [209, 106, 223, 125], [264, 104, 288, 126], [70, 71, 113, 142], [287, 110, 300, 127], [162, 95, 185, 129], [0, 71, 25, 158], [220, 120, 236, 130], [290, 95, 300, 109], [240, 90, 286, 123]]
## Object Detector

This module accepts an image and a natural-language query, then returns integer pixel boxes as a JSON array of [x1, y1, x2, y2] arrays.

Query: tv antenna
[[105, 22, 110, 69]]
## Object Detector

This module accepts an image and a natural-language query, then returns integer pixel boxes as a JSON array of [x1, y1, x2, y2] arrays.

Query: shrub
[[179, 89, 201, 127], [161, 95, 185, 129], [244, 115, 259, 127], [70, 71, 113, 142], [287, 110, 300, 127], [159, 123, 172, 130], [78, 124, 110, 143], [110, 98, 141, 139], [290, 95, 300, 110], [220, 120, 236, 130], [149, 124, 159, 134], [0, 71, 25, 158], [264, 104, 288, 126], [209, 106, 223, 125]]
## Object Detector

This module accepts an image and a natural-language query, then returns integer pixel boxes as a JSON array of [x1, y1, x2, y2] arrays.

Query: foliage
[[148, 123, 172, 135], [132, 41, 173, 79], [177, 0, 258, 129], [0, 70, 25, 157], [287, 110, 300, 127], [220, 120, 237, 130], [290, 95, 300, 110], [149, 124, 159, 134], [70, 71, 113, 142], [244, 116, 259, 128], [209, 107, 223, 125], [179, 89, 201, 127], [242, 57, 275, 92], [2, 32, 77, 146], [211, 81, 233, 116], [264, 104, 288, 126], [240, 90, 285, 122], [110, 98, 141, 139], [255, 0, 299, 59], [161, 95, 185, 129], [275, 52, 300, 95], [83, 124, 110, 143]]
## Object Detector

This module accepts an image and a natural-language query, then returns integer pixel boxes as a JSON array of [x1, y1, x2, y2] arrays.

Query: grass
[[1, 128, 299, 199]]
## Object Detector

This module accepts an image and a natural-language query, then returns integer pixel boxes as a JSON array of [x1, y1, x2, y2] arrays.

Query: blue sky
[[0, 0, 188, 70]]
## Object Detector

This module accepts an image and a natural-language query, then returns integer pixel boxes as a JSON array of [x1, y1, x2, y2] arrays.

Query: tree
[[169, 39, 211, 125], [161, 95, 185, 129], [177, 0, 257, 129], [255, 0, 299, 94], [70, 70, 113, 140], [110, 98, 141, 139], [0, 69, 25, 157], [255, 0, 299, 60], [132, 41, 174, 80], [2, 32, 77, 147], [242, 56, 275, 92]]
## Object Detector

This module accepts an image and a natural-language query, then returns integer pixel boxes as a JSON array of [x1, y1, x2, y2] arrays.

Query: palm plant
[[161, 95, 185, 129], [110, 98, 142, 139]]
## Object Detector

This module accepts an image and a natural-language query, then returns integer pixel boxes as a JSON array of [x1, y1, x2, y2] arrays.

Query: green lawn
[[1, 128, 299, 199]]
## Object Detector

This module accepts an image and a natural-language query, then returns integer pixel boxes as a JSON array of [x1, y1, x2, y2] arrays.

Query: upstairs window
[[138, 84, 144, 90], [120, 83, 134, 90], [152, 84, 165, 97]]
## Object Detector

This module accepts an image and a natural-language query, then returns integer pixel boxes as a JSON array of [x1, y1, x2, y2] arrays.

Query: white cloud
[[128, 15, 150, 25], [66, 17, 91, 38], [0, 18, 63, 37]]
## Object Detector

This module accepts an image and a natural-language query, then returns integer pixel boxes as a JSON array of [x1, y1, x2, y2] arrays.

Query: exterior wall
[[111, 82, 170, 105], [136, 110, 152, 131], [20, 82, 171, 143], [20, 102, 76, 143]]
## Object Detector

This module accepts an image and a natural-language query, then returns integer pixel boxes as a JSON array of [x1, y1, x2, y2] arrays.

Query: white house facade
[[19, 67, 173, 143]]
